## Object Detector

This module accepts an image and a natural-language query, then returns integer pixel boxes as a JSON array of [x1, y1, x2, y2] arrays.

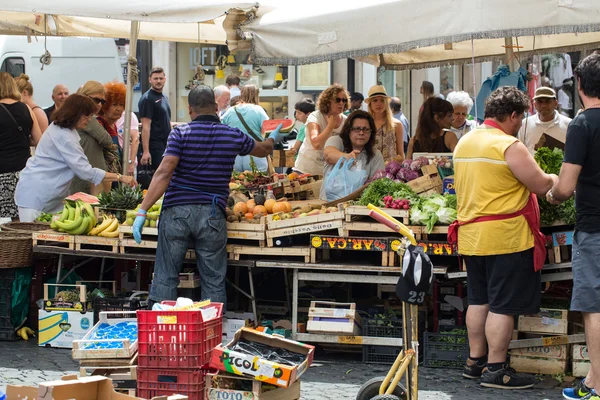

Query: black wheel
[[356, 377, 407, 400]]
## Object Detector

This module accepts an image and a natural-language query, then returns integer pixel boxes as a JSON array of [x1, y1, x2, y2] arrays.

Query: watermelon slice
[[261, 119, 295, 136]]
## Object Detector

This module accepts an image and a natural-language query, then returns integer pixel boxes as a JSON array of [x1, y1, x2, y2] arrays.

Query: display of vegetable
[[410, 193, 457, 233], [357, 178, 416, 207], [35, 212, 53, 223], [98, 185, 144, 210], [534, 147, 575, 225]]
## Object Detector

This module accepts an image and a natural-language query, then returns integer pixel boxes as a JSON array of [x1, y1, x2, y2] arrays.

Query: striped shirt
[[162, 115, 255, 210]]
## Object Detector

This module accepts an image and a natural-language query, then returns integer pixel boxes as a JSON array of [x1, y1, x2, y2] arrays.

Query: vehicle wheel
[[356, 377, 407, 400]]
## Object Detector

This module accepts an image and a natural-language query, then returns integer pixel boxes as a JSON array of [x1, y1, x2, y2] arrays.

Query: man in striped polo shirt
[[133, 85, 281, 308]]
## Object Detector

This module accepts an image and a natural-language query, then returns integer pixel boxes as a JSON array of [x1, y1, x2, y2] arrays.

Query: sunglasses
[[351, 127, 372, 133], [334, 97, 347, 104], [89, 96, 106, 105]]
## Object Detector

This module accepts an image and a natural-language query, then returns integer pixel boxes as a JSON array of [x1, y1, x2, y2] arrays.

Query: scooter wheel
[[355, 377, 407, 400]]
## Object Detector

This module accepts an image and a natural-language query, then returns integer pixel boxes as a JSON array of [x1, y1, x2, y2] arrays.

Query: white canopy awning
[[244, 0, 600, 68]]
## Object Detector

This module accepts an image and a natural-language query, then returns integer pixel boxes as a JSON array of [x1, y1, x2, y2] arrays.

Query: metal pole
[[122, 21, 140, 177]]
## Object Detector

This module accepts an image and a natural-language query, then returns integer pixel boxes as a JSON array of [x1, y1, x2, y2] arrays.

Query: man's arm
[[139, 155, 179, 210], [548, 163, 581, 203], [140, 118, 151, 165], [505, 141, 557, 196], [249, 138, 275, 158]]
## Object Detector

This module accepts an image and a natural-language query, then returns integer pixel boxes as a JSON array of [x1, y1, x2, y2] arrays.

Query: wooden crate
[[343, 204, 409, 225], [118, 225, 157, 253], [272, 150, 296, 168], [518, 308, 569, 335], [310, 234, 393, 266], [32, 230, 75, 250], [307, 301, 362, 335], [228, 244, 311, 262], [548, 231, 573, 264], [407, 165, 443, 195], [205, 371, 301, 400], [72, 311, 138, 359], [510, 355, 568, 375], [266, 211, 344, 247], [75, 235, 119, 253], [227, 217, 267, 247], [291, 179, 322, 200], [572, 344, 591, 377]]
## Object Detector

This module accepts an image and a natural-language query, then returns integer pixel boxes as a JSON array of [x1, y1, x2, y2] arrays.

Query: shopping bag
[[324, 157, 368, 202], [137, 163, 155, 190]]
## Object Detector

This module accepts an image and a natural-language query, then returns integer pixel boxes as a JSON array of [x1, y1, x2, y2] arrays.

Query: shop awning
[[243, 0, 600, 68]]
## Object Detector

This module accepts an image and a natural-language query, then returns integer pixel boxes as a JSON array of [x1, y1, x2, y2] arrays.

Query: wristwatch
[[117, 173, 122, 182], [128, 160, 133, 164], [547, 190, 556, 202]]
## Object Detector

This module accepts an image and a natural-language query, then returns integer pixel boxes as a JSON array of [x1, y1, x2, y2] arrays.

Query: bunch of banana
[[50, 200, 97, 236], [16, 326, 36, 341], [88, 215, 120, 238]]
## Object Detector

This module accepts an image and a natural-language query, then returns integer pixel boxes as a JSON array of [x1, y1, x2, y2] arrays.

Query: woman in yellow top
[[453, 87, 557, 390]]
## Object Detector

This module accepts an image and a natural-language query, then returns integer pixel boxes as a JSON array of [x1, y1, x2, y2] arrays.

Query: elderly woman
[[0, 72, 42, 219], [14, 73, 48, 133], [366, 85, 405, 162], [222, 85, 270, 173], [70, 81, 114, 195], [446, 91, 477, 141], [97, 81, 127, 190], [295, 83, 349, 176], [407, 98, 457, 159], [15, 94, 135, 222], [321, 111, 384, 200]]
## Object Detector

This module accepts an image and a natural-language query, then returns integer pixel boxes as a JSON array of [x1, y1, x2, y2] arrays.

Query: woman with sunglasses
[[446, 91, 477, 140], [321, 111, 384, 200], [70, 81, 114, 195], [407, 97, 458, 159], [295, 83, 349, 176], [15, 94, 136, 222]]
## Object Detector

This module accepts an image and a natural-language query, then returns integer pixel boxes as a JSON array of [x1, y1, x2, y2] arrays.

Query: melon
[[261, 119, 295, 136]]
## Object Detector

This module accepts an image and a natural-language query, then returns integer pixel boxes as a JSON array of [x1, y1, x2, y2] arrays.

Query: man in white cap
[[517, 87, 572, 154]]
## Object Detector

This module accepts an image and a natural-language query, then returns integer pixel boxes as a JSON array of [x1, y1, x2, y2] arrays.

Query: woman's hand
[[326, 114, 338, 130], [121, 175, 137, 187], [344, 150, 361, 161]]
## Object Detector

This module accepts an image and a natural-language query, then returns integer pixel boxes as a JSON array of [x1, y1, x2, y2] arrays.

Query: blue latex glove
[[267, 123, 284, 144], [133, 209, 147, 244]]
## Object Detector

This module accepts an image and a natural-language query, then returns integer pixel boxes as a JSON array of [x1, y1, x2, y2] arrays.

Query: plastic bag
[[324, 157, 368, 202]]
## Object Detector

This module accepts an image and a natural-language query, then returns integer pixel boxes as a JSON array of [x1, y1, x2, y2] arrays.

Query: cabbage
[[396, 169, 406, 181], [427, 195, 447, 208], [402, 159, 413, 169], [416, 156, 430, 166], [410, 160, 423, 171], [385, 161, 402, 176], [386, 172, 395, 180], [409, 206, 428, 225], [371, 169, 386, 181], [404, 168, 420, 181], [436, 207, 457, 224]]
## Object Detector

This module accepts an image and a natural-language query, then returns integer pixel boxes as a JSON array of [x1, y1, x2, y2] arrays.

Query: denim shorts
[[571, 230, 600, 313]]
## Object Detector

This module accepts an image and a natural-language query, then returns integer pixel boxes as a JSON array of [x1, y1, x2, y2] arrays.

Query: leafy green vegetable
[[534, 147, 563, 175], [534, 147, 576, 225], [409, 193, 457, 232], [357, 178, 416, 206]]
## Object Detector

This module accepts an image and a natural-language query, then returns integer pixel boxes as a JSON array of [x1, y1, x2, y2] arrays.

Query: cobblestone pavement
[[0, 341, 567, 399]]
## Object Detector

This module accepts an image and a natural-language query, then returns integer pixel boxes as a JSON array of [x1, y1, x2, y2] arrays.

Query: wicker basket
[[0, 231, 33, 268], [1, 222, 49, 233]]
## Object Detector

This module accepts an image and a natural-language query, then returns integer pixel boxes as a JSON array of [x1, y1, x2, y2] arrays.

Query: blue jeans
[[149, 204, 228, 307]]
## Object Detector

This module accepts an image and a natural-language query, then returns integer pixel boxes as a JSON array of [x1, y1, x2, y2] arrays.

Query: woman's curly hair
[[317, 83, 349, 115], [99, 81, 127, 116]]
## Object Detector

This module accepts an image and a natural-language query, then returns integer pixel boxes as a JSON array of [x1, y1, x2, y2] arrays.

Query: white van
[[0, 36, 123, 108]]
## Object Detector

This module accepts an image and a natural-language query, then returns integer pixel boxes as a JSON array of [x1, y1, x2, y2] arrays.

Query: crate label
[[575, 345, 589, 360], [542, 317, 559, 326], [390, 239, 454, 256], [337, 336, 362, 345], [552, 231, 573, 247], [277, 221, 340, 236], [310, 235, 388, 251], [207, 388, 255, 400], [257, 360, 275, 378], [333, 308, 348, 317], [157, 315, 177, 324], [542, 336, 568, 346]]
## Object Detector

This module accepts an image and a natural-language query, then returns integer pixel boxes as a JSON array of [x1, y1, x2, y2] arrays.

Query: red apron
[[448, 120, 547, 272]]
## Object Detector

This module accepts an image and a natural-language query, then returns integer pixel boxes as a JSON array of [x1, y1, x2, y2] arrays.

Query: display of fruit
[[271, 206, 338, 221], [50, 200, 97, 235], [88, 215, 120, 237], [55, 290, 81, 302], [16, 327, 36, 341], [98, 185, 144, 210]]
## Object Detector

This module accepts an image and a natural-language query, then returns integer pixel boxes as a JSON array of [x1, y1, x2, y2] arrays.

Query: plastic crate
[[363, 318, 403, 338], [137, 302, 223, 369], [423, 328, 469, 369], [93, 297, 144, 323], [0, 269, 16, 341], [363, 345, 402, 364], [137, 368, 204, 400]]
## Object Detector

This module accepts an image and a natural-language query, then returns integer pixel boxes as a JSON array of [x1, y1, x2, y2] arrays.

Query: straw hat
[[365, 85, 389, 103]]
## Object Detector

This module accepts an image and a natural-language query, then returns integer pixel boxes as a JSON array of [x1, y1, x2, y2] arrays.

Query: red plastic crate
[[137, 368, 205, 400], [137, 302, 223, 369]]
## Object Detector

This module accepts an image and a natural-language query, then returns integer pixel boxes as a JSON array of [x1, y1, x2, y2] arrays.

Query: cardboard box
[[39, 309, 94, 349], [209, 328, 314, 388], [224, 312, 255, 341], [205, 372, 300, 400], [5, 375, 187, 400]]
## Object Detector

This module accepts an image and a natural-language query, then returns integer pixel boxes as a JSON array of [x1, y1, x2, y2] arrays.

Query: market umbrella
[[0, 0, 272, 175], [242, 0, 600, 68]]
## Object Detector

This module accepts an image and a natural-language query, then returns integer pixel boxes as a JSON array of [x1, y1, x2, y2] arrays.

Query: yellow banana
[[98, 229, 119, 238], [103, 218, 119, 233], [17, 327, 28, 341], [88, 216, 111, 236], [23, 327, 35, 337], [79, 201, 97, 226]]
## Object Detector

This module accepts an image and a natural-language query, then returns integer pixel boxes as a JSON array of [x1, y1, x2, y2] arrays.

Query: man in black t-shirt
[[138, 67, 171, 177], [547, 53, 600, 400]]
